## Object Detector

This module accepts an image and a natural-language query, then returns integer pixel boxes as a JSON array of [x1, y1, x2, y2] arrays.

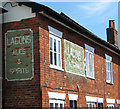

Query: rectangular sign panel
[[5, 29, 34, 81], [64, 40, 85, 76]]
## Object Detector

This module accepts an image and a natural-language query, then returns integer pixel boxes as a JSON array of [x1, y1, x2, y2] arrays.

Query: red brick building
[[2, 1, 120, 108]]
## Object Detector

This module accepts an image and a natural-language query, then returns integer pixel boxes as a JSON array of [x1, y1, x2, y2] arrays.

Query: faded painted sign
[[5, 29, 34, 81], [64, 40, 85, 76]]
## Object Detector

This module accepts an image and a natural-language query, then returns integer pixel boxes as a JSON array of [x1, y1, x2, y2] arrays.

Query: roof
[[17, 1, 120, 55]]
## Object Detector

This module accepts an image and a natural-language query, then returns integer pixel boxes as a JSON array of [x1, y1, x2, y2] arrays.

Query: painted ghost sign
[[5, 29, 34, 81], [64, 40, 85, 76]]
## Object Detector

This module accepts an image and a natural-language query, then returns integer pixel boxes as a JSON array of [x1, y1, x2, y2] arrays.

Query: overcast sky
[[31, 0, 118, 42]]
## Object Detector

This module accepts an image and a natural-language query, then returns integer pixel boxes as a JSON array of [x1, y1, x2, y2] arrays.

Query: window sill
[[49, 65, 64, 71], [86, 76, 95, 80], [106, 81, 113, 85]]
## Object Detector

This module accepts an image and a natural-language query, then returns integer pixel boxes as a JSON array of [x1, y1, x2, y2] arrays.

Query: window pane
[[118, 105, 120, 109], [70, 100, 73, 108], [55, 103, 58, 109], [90, 104, 92, 109], [87, 104, 89, 109], [58, 54, 61, 67], [110, 71, 113, 83], [107, 71, 110, 81], [110, 62, 112, 72], [60, 104, 63, 109], [106, 62, 108, 71], [58, 41, 60, 53], [93, 104, 95, 109], [50, 37, 53, 50], [86, 51, 88, 73], [108, 62, 110, 71], [54, 39, 56, 52], [50, 51, 53, 65], [89, 65, 92, 76], [75, 101, 77, 109], [89, 54, 92, 76], [93, 103, 96, 109], [54, 53, 57, 65], [86, 51, 88, 63], [50, 103, 54, 109], [98, 103, 103, 109], [89, 53, 91, 65], [89, 53, 91, 75]]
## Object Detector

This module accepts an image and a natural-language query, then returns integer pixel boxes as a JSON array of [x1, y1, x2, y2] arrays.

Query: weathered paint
[[64, 39, 85, 76], [5, 29, 34, 81], [2, 2, 36, 23]]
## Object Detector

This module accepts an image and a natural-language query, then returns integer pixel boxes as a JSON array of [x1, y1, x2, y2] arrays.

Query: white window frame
[[107, 104, 115, 109], [48, 92, 66, 109], [117, 100, 120, 109], [85, 44, 95, 79], [107, 98, 115, 109], [118, 104, 120, 109], [87, 102, 96, 109], [69, 100, 77, 109], [49, 99, 64, 109], [86, 96, 104, 109], [48, 26, 63, 71], [68, 94, 78, 109], [105, 54, 113, 84]]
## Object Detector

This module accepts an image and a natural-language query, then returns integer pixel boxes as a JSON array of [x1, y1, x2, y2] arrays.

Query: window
[[87, 102, 96, 109], [49, 34, 62, 68], [98, 103, 103, 109], [107, 104, 115, 109], [48, 26, 63, 70], [70, 100, 77, 109], [68, 94, 78, 109], [86, 96, 103, 109], [118, 105, 120, 109], [48, 92, 66, 109], [117, 100, 120, 109], [107, 99, 115, 109], [85, 44, 95, 79], [105, 54, 113, 84], [49, 100, 64, 109]]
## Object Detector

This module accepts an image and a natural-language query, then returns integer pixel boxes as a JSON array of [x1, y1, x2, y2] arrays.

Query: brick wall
[[3, 13, 120, 108], [3, 17, 41, 108], [38, 13, 119, 108]]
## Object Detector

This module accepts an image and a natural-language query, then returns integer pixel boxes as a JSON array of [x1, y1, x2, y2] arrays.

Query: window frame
[[118, 104, 120, 109], [98, 103, 103, 109], [49, 33, 62, 70], [117, 100, 120, 109], [69, 100, 77, 109], [68, 94, 78, 109], [49, 99, 65, 109], [105, 54, 113, 84], [85, 44, 95, 79], [48, 92, 66, 109], [107, 103, 115, 109], [87, 102, 96, 109]]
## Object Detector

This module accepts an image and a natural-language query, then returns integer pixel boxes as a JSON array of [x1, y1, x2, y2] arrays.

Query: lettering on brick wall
[[5, 29, 34, 81], [64, 40, 85, 76]]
